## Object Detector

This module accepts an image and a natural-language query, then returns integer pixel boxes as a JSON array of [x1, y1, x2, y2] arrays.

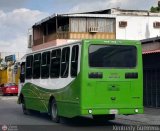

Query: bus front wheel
[[50, 99, 60, 123]]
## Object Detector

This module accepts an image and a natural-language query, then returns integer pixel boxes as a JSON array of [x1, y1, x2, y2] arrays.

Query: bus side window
[[26, 55, 33, 79], [20, 62, 25, 83], [61, 47, 70, 78], [41, 51, 50, 79], [33, 53, 41, 79], [71, 45, 79, 77], [50, 49, 61, 78]]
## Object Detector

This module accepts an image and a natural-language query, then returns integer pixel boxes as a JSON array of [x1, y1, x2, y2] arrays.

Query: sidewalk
[[116, 108, 160, 125]]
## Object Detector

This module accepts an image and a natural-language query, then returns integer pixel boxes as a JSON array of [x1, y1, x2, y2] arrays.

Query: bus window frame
[[88, 44, 138, 69], [41, 51, 50, 79], [70, 45, 79, 78], [25, 55, 33, 79], [61, 47, 70, 78], [20, 62, 25, 83], [33, 53, 41, 79], [50, 49, 61, 78]]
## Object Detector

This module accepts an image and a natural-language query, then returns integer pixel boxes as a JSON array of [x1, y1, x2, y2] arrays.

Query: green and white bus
[[18, 39, 143, 122]]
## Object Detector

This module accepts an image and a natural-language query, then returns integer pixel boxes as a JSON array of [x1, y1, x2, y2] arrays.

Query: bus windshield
[[89, 45, 137, 68]]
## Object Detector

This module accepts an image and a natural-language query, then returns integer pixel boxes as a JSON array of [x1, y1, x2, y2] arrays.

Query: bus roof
[[28, 40, 82, 56], [27, 39, 141, 56]]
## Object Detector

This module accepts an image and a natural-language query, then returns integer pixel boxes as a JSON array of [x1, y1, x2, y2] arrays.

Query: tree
[[150, 1, 160, 12]]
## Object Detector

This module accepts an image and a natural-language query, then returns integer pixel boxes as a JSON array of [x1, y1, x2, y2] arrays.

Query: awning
[[143, 50, 160, 55]]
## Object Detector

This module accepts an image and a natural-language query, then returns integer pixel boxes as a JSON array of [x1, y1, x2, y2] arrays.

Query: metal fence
[[143, 68, 160, 108]]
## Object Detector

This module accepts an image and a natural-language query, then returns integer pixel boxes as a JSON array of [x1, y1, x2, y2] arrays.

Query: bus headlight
[[135, 109, 138, 113], [88, 109, 92, 114]]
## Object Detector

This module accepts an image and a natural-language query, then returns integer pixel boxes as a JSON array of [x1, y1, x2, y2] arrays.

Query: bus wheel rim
[[52, 103, 57, 119]]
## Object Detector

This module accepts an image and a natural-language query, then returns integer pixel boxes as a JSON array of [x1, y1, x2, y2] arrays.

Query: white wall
[[116, 15, 160, 40]]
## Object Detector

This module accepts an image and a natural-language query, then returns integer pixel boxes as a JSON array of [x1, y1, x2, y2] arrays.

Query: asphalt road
[[0, 96, 146, 131]]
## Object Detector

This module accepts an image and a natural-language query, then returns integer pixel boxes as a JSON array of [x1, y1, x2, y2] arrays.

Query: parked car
[[1, 83, 18, 96]]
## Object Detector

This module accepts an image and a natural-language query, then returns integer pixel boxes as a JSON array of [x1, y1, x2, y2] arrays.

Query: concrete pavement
[[117, 108, 160, 125]]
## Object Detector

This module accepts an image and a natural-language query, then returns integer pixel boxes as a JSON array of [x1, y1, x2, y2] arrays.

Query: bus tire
[[50, 99, 60, 123], [92, 114, 115, 121], [22, 97, 30, 115]]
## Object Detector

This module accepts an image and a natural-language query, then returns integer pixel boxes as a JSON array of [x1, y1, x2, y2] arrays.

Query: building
[[30, 8, 160, 51], [0, 52, 26, 61], [31, 13, 116, 51], [0, 62, 20, 86], [142, 37, 160, 108], [113, 9, 160, 40]]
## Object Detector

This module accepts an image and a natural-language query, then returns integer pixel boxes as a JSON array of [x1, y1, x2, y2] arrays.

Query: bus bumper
[[80, 108, 144, 115]]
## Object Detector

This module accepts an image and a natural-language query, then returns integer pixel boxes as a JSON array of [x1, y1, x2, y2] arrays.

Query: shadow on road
[[60, 116, 122, 127], [28, 110, 121, 127]]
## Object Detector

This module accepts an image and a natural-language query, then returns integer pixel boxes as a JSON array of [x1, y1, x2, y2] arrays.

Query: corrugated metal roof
[[143, 50, 160, 55], [33, 13, 116, 26], [34, 14, 57, 26], [61, 13, 116, 18], [141, 36, 160, 44], [33, 8, 160, 27]]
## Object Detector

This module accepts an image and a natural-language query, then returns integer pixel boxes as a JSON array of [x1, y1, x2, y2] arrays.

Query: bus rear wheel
[[50, 99, 60, 123], [92, 114, 115, 122]]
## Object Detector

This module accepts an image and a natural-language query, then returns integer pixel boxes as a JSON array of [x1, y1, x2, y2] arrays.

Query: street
[[0, 96, 153, 131]]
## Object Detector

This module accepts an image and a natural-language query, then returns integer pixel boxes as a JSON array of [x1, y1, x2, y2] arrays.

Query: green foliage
[[151, 7, 160, 12], [150, 6, 160, 13]]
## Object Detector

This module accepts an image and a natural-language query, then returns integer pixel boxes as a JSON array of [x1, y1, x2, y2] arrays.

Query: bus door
[[19, 62, 25, 95]]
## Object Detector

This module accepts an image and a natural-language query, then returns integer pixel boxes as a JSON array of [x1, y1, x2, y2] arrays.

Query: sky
[[0, 0, 158, 53]]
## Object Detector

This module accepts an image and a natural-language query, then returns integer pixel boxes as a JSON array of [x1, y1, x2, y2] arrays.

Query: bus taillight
[[125, 72, 138, 79], [88, 72, 103, 79]]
